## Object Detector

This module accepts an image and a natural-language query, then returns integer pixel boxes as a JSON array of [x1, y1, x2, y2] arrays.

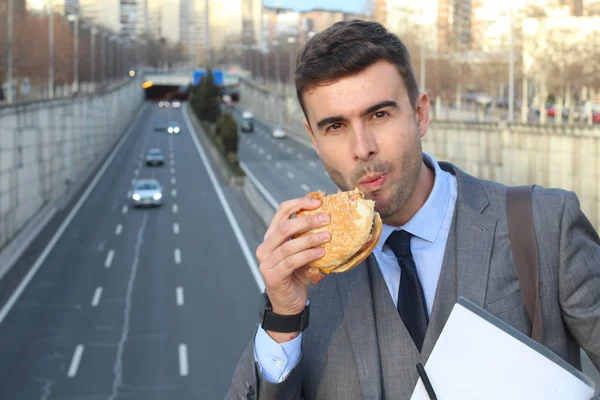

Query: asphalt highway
[[0, 102, 264, 399]]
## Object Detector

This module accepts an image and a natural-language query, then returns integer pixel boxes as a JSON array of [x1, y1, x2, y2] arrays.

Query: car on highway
[[241, 111, 254, 132], [128, 179, 163, 207], [171, 101, 181, 108], [272, 125, 287, 139], [158, 100, 170, 108], [153, 120, 167, 131], [167, 121, 181, 134], [144, 148, 165, 166]]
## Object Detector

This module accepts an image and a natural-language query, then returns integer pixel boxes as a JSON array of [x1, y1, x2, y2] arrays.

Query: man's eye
[[374, 111, 388, 119], [327, 123, 343, 131]]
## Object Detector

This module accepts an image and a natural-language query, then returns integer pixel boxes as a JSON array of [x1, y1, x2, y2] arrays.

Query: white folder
[[410, 297, 596, 400]]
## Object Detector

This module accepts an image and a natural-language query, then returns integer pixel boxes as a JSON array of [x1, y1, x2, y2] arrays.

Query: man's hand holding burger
[[256, 189, 382, 343], [256, 196, 331, 343]]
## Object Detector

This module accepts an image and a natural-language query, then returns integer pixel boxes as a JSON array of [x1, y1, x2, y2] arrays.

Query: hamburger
[[295, 188, 383, 284]]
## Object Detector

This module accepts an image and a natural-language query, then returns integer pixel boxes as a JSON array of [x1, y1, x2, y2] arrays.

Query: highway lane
[[233, 109, 339, 203], [0, 101, 262, 399]]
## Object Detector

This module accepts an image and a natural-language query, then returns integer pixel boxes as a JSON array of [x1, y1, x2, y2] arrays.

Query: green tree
[[196, 68, 221, 123]]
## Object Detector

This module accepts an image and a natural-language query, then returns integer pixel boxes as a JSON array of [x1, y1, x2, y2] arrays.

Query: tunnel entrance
[[144, 84, 189, 102]]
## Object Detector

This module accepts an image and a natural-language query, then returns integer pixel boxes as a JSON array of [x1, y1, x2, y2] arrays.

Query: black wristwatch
[[259, 292, 310, 333]]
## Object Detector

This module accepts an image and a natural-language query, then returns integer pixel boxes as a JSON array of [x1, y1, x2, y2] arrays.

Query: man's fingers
[[267, 231, 330, 270], [264, 197, 321, 241], [272, 247, 325, 278], [260, 214, 330, 260]]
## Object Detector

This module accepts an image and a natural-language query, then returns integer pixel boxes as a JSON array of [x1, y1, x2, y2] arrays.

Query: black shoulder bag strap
[[506, 185, 544, 343]]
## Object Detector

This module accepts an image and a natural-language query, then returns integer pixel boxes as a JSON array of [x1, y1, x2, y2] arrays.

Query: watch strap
[[262, 305, 310, 333]]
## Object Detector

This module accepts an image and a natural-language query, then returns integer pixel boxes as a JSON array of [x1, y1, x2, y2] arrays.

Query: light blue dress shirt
[[254, 153, 458, 383]]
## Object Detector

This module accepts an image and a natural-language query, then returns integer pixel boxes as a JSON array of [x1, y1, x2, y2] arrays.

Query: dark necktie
[[386, 230, 429, 352]]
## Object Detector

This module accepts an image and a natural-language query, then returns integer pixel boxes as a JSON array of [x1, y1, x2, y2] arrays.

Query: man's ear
[[416, 92, 431, 139], [303, 118, 319, 156]]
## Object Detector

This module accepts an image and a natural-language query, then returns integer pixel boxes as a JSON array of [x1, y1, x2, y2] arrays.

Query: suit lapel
[[420, 162, 498, 362], [336, 260, 383, 400], [420, 212, 458, 362], [439, 162, 498, 309]]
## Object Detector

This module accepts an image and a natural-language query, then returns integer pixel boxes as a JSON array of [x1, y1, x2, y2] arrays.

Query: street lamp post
[[48, 0, 55, 99], [7, 0, 14, 103], [287, 36, 296, 96], [67, 13, 80, 94], [508, 9, 515, 123], [100, 32, 106, 85], [273, 40, 281, 93], [90, 26, 96, 87]]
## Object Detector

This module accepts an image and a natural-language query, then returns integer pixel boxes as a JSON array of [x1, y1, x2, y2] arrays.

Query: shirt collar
[[376, 152, 451, 250]]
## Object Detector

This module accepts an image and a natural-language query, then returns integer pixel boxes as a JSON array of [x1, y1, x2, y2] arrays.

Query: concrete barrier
[[0, 78, 144, 278]]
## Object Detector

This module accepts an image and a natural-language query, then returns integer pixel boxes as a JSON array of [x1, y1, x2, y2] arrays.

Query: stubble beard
[[323, 122, 423, 219]]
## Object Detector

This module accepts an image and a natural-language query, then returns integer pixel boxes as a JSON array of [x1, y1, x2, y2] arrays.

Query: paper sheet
[[410, 297, 596, 400]]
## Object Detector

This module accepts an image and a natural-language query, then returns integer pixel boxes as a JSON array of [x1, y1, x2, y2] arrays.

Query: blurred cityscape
[[1, 2, 600, 397], [1, 0, 600, 124]]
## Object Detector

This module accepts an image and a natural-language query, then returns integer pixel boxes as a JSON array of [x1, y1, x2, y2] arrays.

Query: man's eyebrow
[[362, 100, 398, 116], [316, 116, 345, 130], [315, 100, 399, 131]]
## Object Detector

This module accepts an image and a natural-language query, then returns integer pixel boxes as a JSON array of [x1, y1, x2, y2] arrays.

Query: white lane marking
[[240, 162, 279, 211], [108, 214, 148, 400], [172, 204, 178, 214], [183, 106, 265, 291], [266, 154, 272, 161], [258, 148, 264, 154], [287, 172, 295, 180], [309, 161, 317, 168], [297, 154, 304, 160], [171, 177, 176, 185], [172, 189, 177, 197], [170, 167, 176, 174], [170, 159, 175, 166], [91, 287, 103, 307], [104, 250, 115, 268], [174, 249, 181, 264], [287, 147, 293, 153], [301, 183, 311, 192], [176, 287, 184, 306], [170, 152, 175, 159], [134, 169, 139, 176], [275, 162, 282, 169], [115, 224, 122, 235], [122, 205, 128, 214], [173, 223, 180, 235], [179, 344, 189, 376], [67, 345, 84, 378]]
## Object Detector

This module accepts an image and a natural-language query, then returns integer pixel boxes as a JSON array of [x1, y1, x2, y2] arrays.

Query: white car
[[272, 126, 286, 139], [128, 179, 163, 207]]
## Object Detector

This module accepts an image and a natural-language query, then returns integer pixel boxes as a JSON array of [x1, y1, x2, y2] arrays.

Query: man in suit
[[226, 20, 600, 399]]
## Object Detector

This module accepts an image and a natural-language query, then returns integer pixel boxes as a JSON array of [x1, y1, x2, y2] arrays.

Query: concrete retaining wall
[[0, 78, 144, 252], [239, 79, 600, 231]]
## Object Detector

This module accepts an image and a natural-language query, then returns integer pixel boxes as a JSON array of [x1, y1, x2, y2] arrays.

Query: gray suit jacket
[[226, 162, 600, 400]]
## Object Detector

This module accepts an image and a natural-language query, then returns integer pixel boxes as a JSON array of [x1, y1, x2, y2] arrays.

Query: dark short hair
[[295, 20, 420, 121]]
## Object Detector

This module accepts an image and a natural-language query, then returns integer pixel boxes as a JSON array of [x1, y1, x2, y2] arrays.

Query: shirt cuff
[[253, 324, 303, 383]]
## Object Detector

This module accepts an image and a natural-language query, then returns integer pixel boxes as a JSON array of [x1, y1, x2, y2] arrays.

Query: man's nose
[[351, 124, 378, 162]]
